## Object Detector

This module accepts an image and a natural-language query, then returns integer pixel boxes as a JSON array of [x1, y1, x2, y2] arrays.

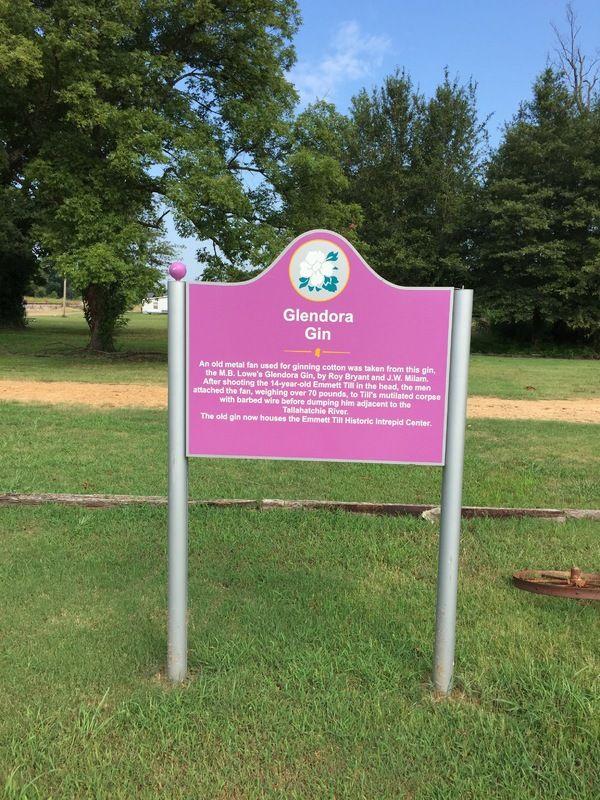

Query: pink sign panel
[[187, 231, 453, 465]]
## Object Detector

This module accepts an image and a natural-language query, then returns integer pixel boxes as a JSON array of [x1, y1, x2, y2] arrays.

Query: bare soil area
[[0, 380, 166, 409], [1, 379, 599, 423], [25, 305, 83, 317], [466, 396, 599, 424]]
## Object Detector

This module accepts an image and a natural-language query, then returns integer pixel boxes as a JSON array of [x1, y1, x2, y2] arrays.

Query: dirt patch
[[0, 379, 167, 409], [467, 396, 599, 424], [0, 380, 598, 423], [25, 305, 83, 317]]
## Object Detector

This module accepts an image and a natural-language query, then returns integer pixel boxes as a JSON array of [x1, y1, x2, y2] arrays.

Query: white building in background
[[142, 295, 168, 314]]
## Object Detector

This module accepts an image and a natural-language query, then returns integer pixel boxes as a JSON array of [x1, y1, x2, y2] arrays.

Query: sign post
[[167, 232, 472, 693], [167, 261, 188, 683], [433, 289, 473, 694]]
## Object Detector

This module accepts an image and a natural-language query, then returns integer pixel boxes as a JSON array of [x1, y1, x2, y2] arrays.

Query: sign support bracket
[[433, 288, 473, 695]]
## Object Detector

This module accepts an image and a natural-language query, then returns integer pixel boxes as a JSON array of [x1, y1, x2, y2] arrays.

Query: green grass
[[0, 314, 167, 384], [469, 353, 600, 399], [1, 315, 599, 398], [0, 504, 598, 799], [1, 332, 598, 796], [1, 403, 598, 508]]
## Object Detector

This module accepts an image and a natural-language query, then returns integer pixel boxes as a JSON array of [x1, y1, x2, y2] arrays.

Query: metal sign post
[[433, 289, 473, 694], [167, 261, 188, 683]]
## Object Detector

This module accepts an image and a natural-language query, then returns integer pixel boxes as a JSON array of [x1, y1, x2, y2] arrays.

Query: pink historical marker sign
[[187, 230, 453, 464]]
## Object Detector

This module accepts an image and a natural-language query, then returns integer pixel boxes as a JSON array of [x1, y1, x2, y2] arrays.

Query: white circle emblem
[[289, 239, 350, 302]]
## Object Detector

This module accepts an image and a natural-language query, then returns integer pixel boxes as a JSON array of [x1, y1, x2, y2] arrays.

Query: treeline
[[1, 1, 598, 349], [295, 65, 600, 346]]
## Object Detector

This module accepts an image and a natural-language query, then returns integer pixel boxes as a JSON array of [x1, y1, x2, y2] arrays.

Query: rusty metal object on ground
[[513, 567, 600, 600]]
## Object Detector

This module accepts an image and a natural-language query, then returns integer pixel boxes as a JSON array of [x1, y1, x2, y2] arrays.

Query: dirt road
[[1, 379, 599, 423]]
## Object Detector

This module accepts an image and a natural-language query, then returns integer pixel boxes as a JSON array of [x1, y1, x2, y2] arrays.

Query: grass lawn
[[1, 319, 598, 797], [1, 403, 599, 509], [1, 314, 599, 399], [0, 504, 598, 799], [0, 314, 167, 385], [1, 403, 599, 508]]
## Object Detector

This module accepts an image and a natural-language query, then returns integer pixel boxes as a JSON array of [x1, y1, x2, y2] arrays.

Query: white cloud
[[290, 20, 391, 106]]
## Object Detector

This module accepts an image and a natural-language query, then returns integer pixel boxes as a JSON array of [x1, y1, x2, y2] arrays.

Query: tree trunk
[[83, 283, 117, 352], [0, 293, 27, 329], [89, 318, 109, 351], [531, 307, 545, 346], [0, 249, 36, 329]]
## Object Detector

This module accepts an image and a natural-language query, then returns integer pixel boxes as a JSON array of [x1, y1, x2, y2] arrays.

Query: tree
[[0, 183, 37, 327], [274, 102, 363, 243], [475, 69, 600, 342], [31, 265, 76, 299], [0, 0, 42, 327], [1, 0, 300, 349], [552, 2, 599, 113], [200, 100, 364, 282], [344, 72, 417, 278], [406, 72, 486, 285], [343, 71, 485, 286]]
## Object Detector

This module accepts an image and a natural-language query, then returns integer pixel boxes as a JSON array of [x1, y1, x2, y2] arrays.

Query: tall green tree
[[345, 72, 417, 277], [0, 0, 41, 327], [407, 73, 485, 285], [201, 100, 364, 282], [0, 184, 37, 328], [275, 102, 363, 242], [1, 0, 300, 349], [476, 69, 600, 342], [343, 71, 485, 286]]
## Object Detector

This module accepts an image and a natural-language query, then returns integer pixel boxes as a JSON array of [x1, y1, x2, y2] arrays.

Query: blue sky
[[169, 0, 600, 273]]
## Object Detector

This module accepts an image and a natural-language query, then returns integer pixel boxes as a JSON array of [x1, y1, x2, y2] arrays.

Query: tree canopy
[[475, 69, 600, 342], [343, 71, 485, 287], [1, 0, 301, 348], [1, 1, 599, 347]]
